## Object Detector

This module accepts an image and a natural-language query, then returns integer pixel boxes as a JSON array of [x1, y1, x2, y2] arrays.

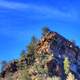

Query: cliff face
[[35, 31, 80, 79], [36, 31, 79, 61], [0, 31, 80, 80]]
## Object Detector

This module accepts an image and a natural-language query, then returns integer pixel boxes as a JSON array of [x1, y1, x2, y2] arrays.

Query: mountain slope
[[0, 29, 80, 80]]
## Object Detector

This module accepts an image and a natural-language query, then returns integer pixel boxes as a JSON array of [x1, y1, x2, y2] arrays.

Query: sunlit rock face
[[35, 31, 80, 79], [36, 31, 79, 62], [1, 30, 80, 80]]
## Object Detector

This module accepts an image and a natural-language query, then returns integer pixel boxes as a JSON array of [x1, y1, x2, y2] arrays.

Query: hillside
[[0, 27, 80, 80]]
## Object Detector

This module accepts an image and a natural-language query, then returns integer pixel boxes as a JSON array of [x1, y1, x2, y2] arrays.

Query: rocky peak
[[0, 30, 80, 80], [36, 31, 79, 61]]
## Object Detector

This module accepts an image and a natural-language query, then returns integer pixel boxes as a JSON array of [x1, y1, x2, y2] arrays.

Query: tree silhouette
[[27, 36, 38, 65], [42, 26, 50, 36]]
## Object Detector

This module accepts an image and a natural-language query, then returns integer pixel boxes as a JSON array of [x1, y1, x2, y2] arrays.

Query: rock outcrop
[[0, 30, 80, 80]]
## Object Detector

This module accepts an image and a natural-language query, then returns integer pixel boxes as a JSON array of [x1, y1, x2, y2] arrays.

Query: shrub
[[63, 57, 70, 75]]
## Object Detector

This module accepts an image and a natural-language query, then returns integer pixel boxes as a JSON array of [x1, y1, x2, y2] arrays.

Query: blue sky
[[0, 0, 80, 61]]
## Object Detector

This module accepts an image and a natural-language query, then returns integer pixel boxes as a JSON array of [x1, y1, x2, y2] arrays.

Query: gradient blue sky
[[0, 0, 80, 61]]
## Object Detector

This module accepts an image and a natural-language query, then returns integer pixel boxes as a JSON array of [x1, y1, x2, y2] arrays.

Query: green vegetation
[[63, 57, 70, 75], [0, 27, 78, 80], [42, 26, 50, 36]]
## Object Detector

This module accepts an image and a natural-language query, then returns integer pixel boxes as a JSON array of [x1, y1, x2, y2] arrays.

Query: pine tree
[[27, 36, 38, 54], [42, 27, 50, 36], [20, 50, 26, 60], [1, 61, 7, 72], [63, 57, 70, 75], [27, 36, 38, 65]]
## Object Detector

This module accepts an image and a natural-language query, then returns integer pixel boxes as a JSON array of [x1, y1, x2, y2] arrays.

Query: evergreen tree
[[42, 27, 50, 36], [27, 36, 38, 54], [27, 36, 38, 65], [63, 57, 70, 75], [1, 61, 7, 72], [20, 50, 26, 60]]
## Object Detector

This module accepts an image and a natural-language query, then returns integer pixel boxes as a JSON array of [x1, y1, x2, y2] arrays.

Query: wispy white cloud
[[0, 1, 78, 21], [0, 1, 79, 24], [0, 1, 29, 10]]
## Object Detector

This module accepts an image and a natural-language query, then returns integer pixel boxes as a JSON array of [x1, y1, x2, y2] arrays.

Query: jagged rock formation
[[36, 31, 79, 60], [0, 30, 80, 80], [36, 31, 80, 79]]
